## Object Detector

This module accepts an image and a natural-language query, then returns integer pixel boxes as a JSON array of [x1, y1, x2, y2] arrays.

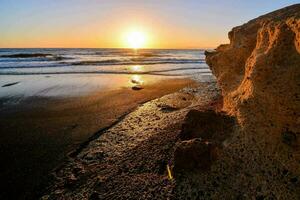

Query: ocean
[[0, 48, 213, 97]]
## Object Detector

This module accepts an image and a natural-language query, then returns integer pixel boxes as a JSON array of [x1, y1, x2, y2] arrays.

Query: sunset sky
[[0, 0, 298, 49]]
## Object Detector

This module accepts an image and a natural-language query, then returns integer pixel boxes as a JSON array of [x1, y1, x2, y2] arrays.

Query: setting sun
[[125, 30, 147, 49]]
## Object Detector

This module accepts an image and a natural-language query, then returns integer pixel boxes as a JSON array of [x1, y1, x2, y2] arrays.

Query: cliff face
[[206, 4, 300, 135], [203, 5, 300, 197]]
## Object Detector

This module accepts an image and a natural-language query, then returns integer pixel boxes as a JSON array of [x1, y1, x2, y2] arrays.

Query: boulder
[[173, 138, 218, 174], [180, 109, 235, 143]]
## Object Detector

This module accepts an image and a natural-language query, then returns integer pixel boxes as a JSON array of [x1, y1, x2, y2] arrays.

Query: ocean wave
[[0, 49, 209, 77], [0, 53, 69, 61], [0, 64, 65, 69], [0, 53, 53, 58], [69, 58, 205, 66]]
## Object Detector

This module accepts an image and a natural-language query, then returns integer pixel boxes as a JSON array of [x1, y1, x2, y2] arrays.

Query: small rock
[[132, 85, 143, 90], [131, 79, 140, 84]]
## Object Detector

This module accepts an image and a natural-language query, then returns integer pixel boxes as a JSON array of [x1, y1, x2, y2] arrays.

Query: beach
[[0, 73, 199, 199], [0, 48, 215, 199]]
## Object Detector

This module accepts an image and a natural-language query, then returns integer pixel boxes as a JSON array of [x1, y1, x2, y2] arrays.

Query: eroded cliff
[[206, 4, 299, 129], [201, 4, 300, 198], [206, 5, 299, 149]]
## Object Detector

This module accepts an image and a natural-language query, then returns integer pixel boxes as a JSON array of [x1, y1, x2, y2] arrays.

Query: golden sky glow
[[0, 2, 227, 49], [0, 1, 295, 48]]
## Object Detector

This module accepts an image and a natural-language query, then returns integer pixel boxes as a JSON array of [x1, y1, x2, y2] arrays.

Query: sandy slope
[[41, 82, 220, 199]]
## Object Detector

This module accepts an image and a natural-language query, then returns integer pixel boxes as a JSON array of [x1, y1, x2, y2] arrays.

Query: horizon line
[[0, 47, 215, 50]]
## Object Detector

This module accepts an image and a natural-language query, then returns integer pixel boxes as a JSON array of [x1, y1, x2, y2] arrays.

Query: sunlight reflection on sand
[[0, 73, 172, 98]]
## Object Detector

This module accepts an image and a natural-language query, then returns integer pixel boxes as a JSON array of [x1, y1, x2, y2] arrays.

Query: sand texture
[[41, 82, 220, 199]]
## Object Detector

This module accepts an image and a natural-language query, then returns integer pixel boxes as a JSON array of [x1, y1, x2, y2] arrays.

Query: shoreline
[[0, 77, 196, 199]]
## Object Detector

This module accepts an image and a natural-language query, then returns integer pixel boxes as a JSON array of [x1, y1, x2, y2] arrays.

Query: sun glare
[[130, 65, 143, 72], [125, 30, 147, 49]]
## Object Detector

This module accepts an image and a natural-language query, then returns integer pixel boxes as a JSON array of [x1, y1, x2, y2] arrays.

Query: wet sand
[[0, 78, 195, 199]]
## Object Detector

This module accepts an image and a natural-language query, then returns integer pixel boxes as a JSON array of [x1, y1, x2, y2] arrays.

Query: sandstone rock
[[205, 4, 300, 139], [204, 5, 300, 190], [180, 109, 235, 143], [173, 138, 218, 174]]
